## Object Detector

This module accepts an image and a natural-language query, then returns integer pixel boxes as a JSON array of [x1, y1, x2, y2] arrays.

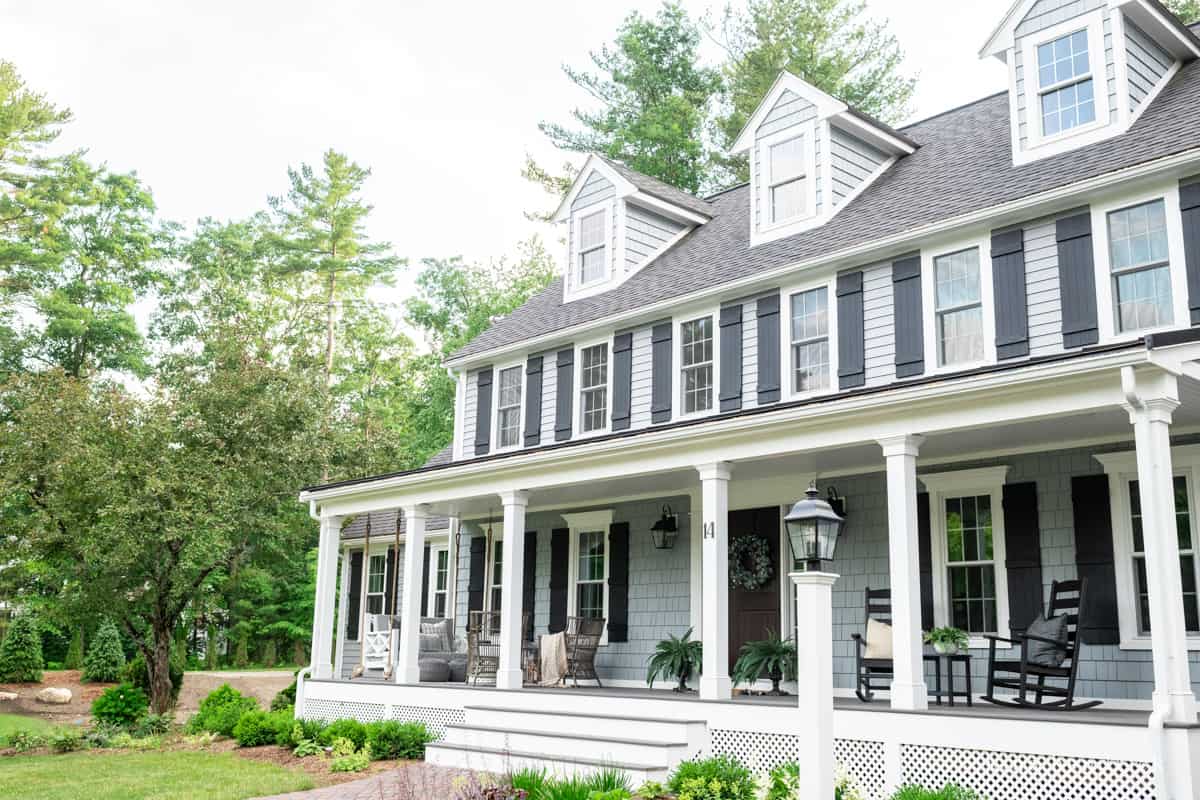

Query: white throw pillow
[[863, 618, 893, 660]]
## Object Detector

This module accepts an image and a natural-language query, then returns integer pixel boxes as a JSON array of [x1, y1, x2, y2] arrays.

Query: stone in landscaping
[[0, 691, 17, 701], [35, 687, 72, 704]]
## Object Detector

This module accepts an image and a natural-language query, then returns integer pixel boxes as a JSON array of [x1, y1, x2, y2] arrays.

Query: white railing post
[[793, 571, 837, 800], [396, 504, 429, 684], [310, 514, 343, 680], [497, 490, 529, 690], [698, 462, 732, 700]]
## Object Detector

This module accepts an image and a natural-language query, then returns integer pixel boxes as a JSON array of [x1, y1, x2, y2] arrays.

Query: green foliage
[[587, 791, 630, 800], [317, 717, 367, 750], [50, 727, 85, 752], [667, 756, 756, 800], [635, 780, 668, 799], [132, 712, 173, 737], [330, 746, 371, 773], [1164, 0, 1200, 24], [364, 719, 435, 760], [91, 683, 149, 727], [186, 684, 259, 737], [923, 627, 969, 650], [233, 631, 249, 668], [730, 630, 796, 692], [888, 786, 981, 800], [646, 627, 702, 691], [64, 627, 84, 670], [7, 729, 48, 752], [121, 651, 184, 705], [764, 761, 798, 800], [271, 680, 297, 712], [83, 619, 125, 682], [260, 639, 277, 667], [292, 738, 323, 758], [0, 614, 44, 682], [511, 767, 550, 798], [232, 708, 293, 747]]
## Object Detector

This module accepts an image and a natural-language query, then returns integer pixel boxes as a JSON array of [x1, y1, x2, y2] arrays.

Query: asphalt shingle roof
[[452, 56, 1200, 362], [598, 156, 715, 218], [341, 509, 450, 540]]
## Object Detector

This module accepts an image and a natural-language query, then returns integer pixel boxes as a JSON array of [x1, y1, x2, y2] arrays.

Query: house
[[297, 2, 1200, 797]]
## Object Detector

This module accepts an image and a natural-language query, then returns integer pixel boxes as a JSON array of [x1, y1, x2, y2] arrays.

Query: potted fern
[[646, 628, 703, 693], [924, 626, 969, 655], [732, 630, 797, 696]]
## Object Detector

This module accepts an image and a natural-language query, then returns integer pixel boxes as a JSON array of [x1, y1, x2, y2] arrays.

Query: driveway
[[255, 762, 476, 799]]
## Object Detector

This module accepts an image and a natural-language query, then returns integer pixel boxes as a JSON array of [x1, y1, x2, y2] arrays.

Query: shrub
[[318, 718, 367, 750], [293, 738, 323, 758], [511, 768, 549, 799], [50, 728, 85, 753], [330, 746, 371, 773], [585, 768, 631, 794], [83, 619, 126, 682], [232, 709, 292, 747], [121, 650, 185, 705], [889, 786, 981, 800], [330, 736, 357, 757], [765, 761, 798, 800], [7, 730, 47, 752], [132, 712, 173, 737], [186, 683, 258, 736], [0, 614, 44, 682], [84, 721, 123, 749], [64, 627, 84, 670], [271, 679, 296, 712], [635, 781, 668, 800], [184, 731, 218, 748], [91, 683, 149, 727], [587, 791, 630, 800], [667, 755, 756, 800], [365, 720, 435, 760]]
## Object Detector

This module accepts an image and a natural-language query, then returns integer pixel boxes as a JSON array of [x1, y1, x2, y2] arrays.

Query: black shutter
[[420, 545, 431, 617], [474, 367, 493, 456], [719, 304, 743, 412], [346, 549, 363, 640], [612, 333, 634, 431], [837, 271, 865, 389], [549, 528, 570, 633], [384, 546, 397, 616], [1180, 179, 1200, 325], [524, 356, 543, 447], [555, 348, 574, 441], [1056, 212, 1099, 348], [893, 253, 924, 378], [650, 322, 673, 424], [1002, 482, 1043, 638], [1072, 474, 1120, 644], [757, 293, 781, 404], [523, 531, 538, 642], [991, 228, 1030, 360], [467, 536, 487, 620], [917, 492, 934, 630], [608, 522, 631, 643]]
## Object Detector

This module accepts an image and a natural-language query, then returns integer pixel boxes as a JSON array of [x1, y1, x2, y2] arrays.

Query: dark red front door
[[727, 506, 781, 673]]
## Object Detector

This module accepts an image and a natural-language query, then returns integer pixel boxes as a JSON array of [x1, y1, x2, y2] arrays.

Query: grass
[[2, 750, 315, 800], [0, 713, 59, 739]]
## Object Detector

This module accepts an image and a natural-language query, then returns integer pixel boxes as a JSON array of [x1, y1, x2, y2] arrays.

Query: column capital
[[878, 434, 925, 458], [789, 571, 839, 587], [400, 503, 431, 521], [697, 461, 732, 482], [1125, 396, 1180, 426], [499, 489, 530, 508]]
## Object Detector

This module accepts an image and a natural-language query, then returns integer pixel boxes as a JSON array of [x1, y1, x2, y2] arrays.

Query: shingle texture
[[341, 509, 449, 540], [598, 156, 714, 218], [452, 58, 1200, 361]]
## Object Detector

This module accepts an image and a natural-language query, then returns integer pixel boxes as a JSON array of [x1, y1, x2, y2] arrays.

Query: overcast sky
[[1, 0, 1011, 313]]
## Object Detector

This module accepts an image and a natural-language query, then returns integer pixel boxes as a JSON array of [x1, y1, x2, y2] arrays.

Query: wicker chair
[[562, 616, 606, 687], [466, 610, 532, 686]]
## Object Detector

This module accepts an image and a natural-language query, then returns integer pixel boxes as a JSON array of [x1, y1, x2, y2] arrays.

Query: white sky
[[1, 0, 1011, 315]]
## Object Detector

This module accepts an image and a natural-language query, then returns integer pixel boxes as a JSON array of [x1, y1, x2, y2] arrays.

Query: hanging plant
[[729, 534, 773, 591]]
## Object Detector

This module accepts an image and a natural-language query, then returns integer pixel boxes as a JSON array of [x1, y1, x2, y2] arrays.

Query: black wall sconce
[[650, 504, 679, 549]]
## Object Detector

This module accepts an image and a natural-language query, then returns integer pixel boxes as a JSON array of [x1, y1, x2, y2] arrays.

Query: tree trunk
[[148, 626, 174, 714]]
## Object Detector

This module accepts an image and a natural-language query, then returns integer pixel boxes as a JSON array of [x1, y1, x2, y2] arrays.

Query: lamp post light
[[783, 483, 845, 572]]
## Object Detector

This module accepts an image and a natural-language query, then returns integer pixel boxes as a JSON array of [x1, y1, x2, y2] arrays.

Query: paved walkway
[[255, 762, 476, 799]]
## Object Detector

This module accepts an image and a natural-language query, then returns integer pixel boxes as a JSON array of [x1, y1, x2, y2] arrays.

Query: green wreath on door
[[729, 534, 773, 591]]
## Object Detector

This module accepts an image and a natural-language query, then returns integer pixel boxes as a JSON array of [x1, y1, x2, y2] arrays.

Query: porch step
[[440, 724, 691, 764], [462, 705, 708, 745], [426, 742, 671, 784]]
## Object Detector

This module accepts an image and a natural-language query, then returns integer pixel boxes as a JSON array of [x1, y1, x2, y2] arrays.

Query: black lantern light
[[784, 482, 846, 571], [649, 504, 679, 550]]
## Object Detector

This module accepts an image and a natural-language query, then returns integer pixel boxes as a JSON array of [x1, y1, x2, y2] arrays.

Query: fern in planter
[[731, 630, 797, 695], [646, 628, 702, 692]]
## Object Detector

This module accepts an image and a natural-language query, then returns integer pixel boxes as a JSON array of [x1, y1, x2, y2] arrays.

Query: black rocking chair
[[982, 578, 1100, 710], [850, 587, 894, 702]]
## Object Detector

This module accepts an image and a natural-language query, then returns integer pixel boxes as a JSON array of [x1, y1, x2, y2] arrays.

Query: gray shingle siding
[[629, 326, 653, 428], [1014, 0, 1104, 37], [754, 91, 821, 230], [1024, 217, 1066, 357], [540, 350, 557, 444], [462, 370, 478, 458], [830, 127, 888, 204], [862, 261, 895, 387], [742, 299, 758, 411], [1127, 21, 1174, 112], [573, 172, 615, 211], [625, 203, 686, 272]]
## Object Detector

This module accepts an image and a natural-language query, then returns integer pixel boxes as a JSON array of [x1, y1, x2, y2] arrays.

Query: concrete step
[[441, 723, 691, 764], [425, 741, 670, 785], [463, 704, 707, 748]]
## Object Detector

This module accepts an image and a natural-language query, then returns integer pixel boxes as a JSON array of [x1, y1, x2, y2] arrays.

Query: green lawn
[[2, 751, 315, 800], [0, 712, 58, 739]]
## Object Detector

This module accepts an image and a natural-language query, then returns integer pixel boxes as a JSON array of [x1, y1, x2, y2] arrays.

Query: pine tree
[[234, 631, 249, 668], [205, 626, 219, 670], [261, 640, 277, 668], [0, 614, 44, 682], [64, 627, 84, 670], [82, 618, 125, 682]]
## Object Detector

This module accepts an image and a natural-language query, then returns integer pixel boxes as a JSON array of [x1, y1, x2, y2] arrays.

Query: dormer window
[[769, 136, 807, 223], [1036, 29, 1096, 138], [578, 209, 608, 286]]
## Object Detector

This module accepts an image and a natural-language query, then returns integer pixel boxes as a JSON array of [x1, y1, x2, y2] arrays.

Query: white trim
[[920, 466, 1012, 649], [482, 522, 505, 615], [780, 273, 839, 401], [729, 71, 846, 154], [491, 360, 526, 453], [980, 0, 1041, 58], [627, 190, 711, 225], [426, 542, 452, 619], [673, 309, 720, 420], [562, 509, 615, 646], [750, 122, 825, 248], [1112, 0, 1200, 60], [1094, 444, 1200, 650], [830, 112, 916, 156], [551, 156, 635, 224], [921, 234, 997, 376], [568, 199, 614, 296], [452, 369, 466, 461], [574, 334, 614, 438]]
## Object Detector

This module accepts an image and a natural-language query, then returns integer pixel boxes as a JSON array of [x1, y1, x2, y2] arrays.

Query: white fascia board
[[1111, 0, 1200, 60], [980, 0, 1041, 60], [728, 71, 847, 154], [829, 113, 916, 156], [444, 145, 1200, 371], [551, 155, 636, 224], [628, 191, 710, 225]]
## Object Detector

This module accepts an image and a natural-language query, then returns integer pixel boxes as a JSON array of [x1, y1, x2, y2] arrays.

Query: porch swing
[[351, 513, 402, 678]]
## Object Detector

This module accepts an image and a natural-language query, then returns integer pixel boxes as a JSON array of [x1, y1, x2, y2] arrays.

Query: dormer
[[982, 0, 1200, 166], [729, 72, 918, 248], [553, 155, 711, 303]]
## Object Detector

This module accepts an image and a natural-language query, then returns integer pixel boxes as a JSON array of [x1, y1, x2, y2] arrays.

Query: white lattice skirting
[[708, 729, 887, 799]]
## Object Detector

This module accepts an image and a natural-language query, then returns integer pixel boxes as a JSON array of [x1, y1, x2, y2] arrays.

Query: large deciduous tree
[[1164, 0, 1200, 23]]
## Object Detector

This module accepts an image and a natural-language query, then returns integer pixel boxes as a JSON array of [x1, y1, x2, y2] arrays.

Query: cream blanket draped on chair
[[539, 631, 568, 687]]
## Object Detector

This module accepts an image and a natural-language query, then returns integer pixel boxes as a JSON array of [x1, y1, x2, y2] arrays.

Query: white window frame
[[780, 274, 839, 401], [1091, 182, 1189, 344], [920, 466, 1012, 650], [491, 360, 525, 452], [1021, 11, 1112, 152], [482, 523, 505, 615], [571, 201, 612, 292], [563, 509, 614, 646], [753, 122, 821, 244], [574, 336, 612, 437], [365, 551, 387, 617], [1095, 445, 1200, 650], [921, 235, 996, 375], [674, 309, 719, 419], [426, 542, 452, 619]]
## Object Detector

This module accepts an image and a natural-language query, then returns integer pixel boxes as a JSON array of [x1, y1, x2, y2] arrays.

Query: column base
[[496, 669, 524, 690], [394, 666, 421, 686], [889, 680, 929, 711], [312, 665, 332, 680], [699, 675, 732, 701], [1153, 689, 1199, 724]]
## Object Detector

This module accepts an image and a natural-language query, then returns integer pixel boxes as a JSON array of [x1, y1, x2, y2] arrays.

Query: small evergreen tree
[[64, 627, 84, 670], [0, 614, 44, 682], [83, 619, 125, 682]]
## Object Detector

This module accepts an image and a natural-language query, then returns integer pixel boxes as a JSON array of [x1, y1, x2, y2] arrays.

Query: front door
[[727, 506, 781, 674]]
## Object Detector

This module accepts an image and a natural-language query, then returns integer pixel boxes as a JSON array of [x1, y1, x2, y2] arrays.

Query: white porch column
[[1125, 369, 1197, 725], [332, 545, 351, 679], [496, 490, 529, 690], [310, 514, 343, 680], [879, 434, 928, 711], [698, 462, 732, 701], [395, 504, 429, 685], [793, 571, 837, 800]]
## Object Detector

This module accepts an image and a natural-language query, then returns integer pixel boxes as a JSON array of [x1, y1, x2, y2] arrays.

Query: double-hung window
[[944, 494, 999, 636], [790, 287, 829, 392], [580, 343, 608, 433], [1036, 29, 1095, 138], [429, 546, 451, 618], [768, 136, 806, 223], [1107, 199, 1172, 333], [366, 554, 386, 615], [1128, 477, 1199, 634], [680, 316, 714, 413], [576, 530, 606, 620], [496, 366, 522, 449], [934, 247, 984, 366], [578, 210, 607, 286], [487, 540, 503, 613]]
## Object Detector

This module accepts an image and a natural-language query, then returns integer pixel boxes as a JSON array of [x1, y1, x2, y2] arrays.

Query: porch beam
[[497, 490, 529, 690], [879, 434, 928, 711], [310, 514, 343, 680], [395, 504, 429, 685], [698, 462, 732, 701]]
